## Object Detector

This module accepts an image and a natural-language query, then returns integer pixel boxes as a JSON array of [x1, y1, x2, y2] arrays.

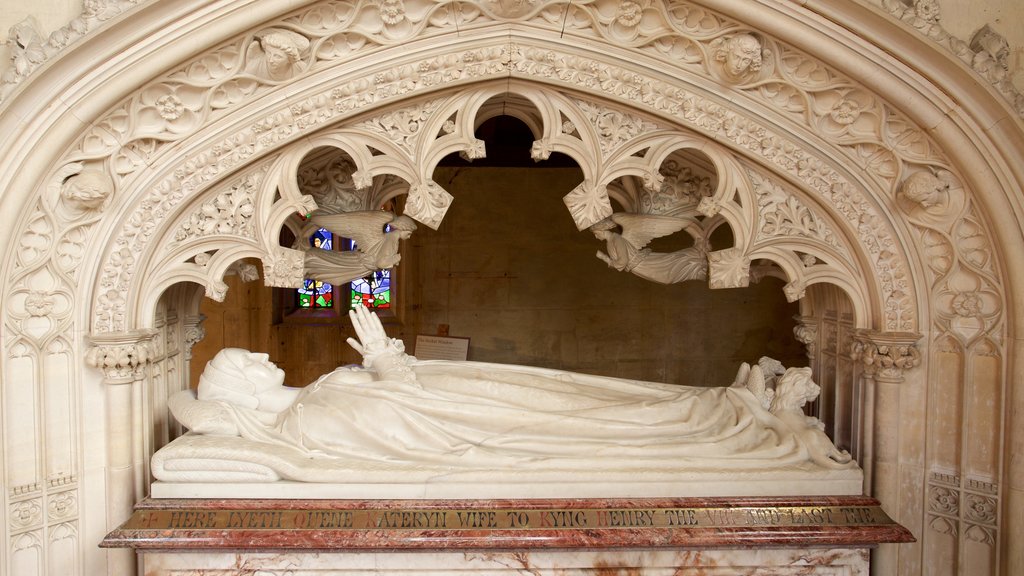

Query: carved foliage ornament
[[405, 180, 454, 230], [850, 331, 921, 382], [20, 5, 935, 330], [751, 171, 841, 250], [85, 330, 158, 384], [175, 170, 260, 241], [262, 246, 306, 288], [708, 247, 750, 289]]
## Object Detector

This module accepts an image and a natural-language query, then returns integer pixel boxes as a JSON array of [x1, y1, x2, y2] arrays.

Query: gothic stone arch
[[0, 2, 1021, 575]]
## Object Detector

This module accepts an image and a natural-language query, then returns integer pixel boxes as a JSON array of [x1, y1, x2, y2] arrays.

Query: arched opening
[[185, 112, 806, 391], [2, 2, 1022, 573]]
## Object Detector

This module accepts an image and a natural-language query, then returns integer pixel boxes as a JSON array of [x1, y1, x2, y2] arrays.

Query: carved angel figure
[[731, 356, 786, 410], [302, 210, 417, 285], [590, 213, 707, 284], [245, 28, 309, 81]]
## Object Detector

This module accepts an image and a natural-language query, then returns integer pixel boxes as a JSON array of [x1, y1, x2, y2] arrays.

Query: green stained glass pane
[[297, 227, 334, 309]]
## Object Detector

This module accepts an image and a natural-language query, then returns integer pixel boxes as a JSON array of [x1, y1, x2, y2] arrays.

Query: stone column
[[850, 330, 920, 576], [85, 330, 156, 576], [182, 313, 206, 362], [793, 316, 820, 416]]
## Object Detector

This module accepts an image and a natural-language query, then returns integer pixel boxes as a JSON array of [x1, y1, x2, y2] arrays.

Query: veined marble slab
[[107, 496, 911, 575], [142, 548, 871, 575], [103, 495, 913, 551]]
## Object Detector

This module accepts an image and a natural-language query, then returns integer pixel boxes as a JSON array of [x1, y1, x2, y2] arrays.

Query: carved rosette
[[850, 330, 921, 382], [926, 471, 1000, 548], [563, 181, 613, 231], [708, 248, 751, 289], [405, 181, 454, 230], [263, 246, 306, 288], [85, 330, 158, 384]]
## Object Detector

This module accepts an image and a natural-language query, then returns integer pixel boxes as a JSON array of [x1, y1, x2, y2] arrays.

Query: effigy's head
[[197, 348, 286, 410]]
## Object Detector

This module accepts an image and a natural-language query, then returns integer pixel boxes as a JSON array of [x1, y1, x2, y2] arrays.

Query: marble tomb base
[[102, 495, 913, 575]]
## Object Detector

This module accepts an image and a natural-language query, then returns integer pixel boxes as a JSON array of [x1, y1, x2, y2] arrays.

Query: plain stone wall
[[405, 166, 805, 387]]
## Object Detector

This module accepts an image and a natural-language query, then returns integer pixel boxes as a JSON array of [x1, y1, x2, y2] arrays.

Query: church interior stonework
[[1, 1, 1023, 575]]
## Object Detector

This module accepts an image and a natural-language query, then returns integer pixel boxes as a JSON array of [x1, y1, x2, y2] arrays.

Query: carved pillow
[[167, 389, 240, 436]]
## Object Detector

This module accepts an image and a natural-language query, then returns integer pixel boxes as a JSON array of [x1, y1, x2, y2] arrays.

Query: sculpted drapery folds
[[1, 1, 1021, 574], [301, 210, 417, 286], [157, 307, 858, 484]]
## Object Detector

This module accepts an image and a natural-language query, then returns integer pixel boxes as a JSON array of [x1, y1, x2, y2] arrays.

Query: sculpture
[[899, 171, 948, 210], [769, 368, 853, 468], [712, 33, 763, 82], [590, 213, 708, 284], [159, 307, 857, 485], [59, 167, 113, 212], [302, 210, 417, 285], [245, 28, 309, 81]]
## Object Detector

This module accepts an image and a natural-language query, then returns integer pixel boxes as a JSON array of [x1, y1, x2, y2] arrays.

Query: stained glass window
[[348, 233, 392, 311], [297, 227, 333, 309], [350, 268, 391, 311]]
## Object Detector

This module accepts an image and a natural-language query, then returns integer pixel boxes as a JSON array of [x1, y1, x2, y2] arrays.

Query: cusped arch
[[1, 2, 1023, 575]]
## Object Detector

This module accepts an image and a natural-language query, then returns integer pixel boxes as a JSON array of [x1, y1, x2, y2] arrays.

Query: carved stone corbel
[[85, 330, 158, 385], [850, 330, 922, 383], [793, 316, 818, 360]]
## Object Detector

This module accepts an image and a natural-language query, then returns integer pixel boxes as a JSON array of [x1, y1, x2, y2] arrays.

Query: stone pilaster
[[850, 330, 921, 576], [86, 330, 157, 576]]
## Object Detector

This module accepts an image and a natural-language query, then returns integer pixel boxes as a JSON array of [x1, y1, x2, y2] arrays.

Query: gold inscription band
[[123, 505, 893, 532]]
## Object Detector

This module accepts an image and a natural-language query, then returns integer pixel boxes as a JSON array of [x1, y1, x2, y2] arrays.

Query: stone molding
[[849, 330, 922, 382], [0, 2, 1020, 575], [85, 329, 158, 384]]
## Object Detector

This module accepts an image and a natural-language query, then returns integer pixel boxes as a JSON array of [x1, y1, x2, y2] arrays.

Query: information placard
[[414, 335, 470, 361]]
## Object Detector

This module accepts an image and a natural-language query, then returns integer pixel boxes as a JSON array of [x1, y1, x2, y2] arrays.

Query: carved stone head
[[971, 24, 1010, 70], [249, 29, 309, 81], [714, 33, 763, 81], [900, 171, 947, 209], [61, 169, 113, 211], [771, 367, 820, 412]]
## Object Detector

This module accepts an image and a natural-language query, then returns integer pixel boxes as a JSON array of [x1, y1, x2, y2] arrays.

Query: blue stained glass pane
[[297, 227, 334, 309], [310, 228, 332, 250], [349, 236, 391, 311]]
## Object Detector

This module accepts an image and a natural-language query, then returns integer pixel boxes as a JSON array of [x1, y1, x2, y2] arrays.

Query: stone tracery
[[0, 1, 1019, 575]]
